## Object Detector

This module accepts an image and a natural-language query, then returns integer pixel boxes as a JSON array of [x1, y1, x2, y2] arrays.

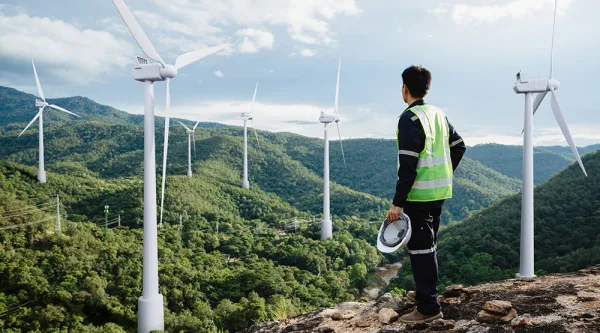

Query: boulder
[[428, 319, 456, 331], [442, 285, 466, 297], [378, 308, 399, 324], [477, 308, 518, 323], [510, 314, 533, 327], [355, 319, 371, 328], [482, 300, 513, 316]]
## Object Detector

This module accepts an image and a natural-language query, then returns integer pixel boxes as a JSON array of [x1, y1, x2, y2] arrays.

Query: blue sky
[[1, 0, 599, 146]]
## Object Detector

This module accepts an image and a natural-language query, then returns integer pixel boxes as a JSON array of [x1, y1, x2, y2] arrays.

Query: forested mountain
[[465, 143, 575, 184], [390, 151, 600, 291], [1, 85, 524, 224]]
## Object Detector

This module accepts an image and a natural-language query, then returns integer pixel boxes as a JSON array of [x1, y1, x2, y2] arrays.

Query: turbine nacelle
[[319, 111, 339, 124], [35, 99, 47, 108], [132, 62, 178, 82], [241, 112, 253, 120], [513, 71, 560, 94]]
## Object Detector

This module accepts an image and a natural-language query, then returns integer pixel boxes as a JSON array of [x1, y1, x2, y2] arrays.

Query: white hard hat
[[376, 212, 412, 253]]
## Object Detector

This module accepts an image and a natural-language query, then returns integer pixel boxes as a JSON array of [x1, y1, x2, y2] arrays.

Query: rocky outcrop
[[239, 266, 600, 332]]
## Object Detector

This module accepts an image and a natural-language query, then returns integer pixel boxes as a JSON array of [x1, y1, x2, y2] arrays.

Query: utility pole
[[104, 205, 109, 238], [55, 194, 61, 235], [118, 214, 121, 227], [216, 221, 219, 235], [294, 217, 298, 232], [179, 214, 182, 231]]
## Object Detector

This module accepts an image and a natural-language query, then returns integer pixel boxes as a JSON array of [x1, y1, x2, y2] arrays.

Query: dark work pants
[[405, 206, 442, 315]]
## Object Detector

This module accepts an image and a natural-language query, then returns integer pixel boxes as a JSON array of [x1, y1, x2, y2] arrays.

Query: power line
[[0, 216, 53, 231], [0, 205, 53, 219], [0, 201, 53, 214]]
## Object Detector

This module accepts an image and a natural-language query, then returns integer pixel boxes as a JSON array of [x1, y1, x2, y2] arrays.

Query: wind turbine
[[178, 120, 200, 177], [319, 57, 346, 240], [18, 60, 80, 184], [240, 82, 261, 189], [111, 1, 227, 332], [513, 0, 587, 278]]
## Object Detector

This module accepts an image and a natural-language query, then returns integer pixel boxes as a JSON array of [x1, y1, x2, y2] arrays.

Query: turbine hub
[[160, 65, 178, 79], [548, 79, 560, 91], [35, 99, 46, 108]]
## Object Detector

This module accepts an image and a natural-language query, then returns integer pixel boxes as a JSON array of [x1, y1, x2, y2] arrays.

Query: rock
[[280, 318, 322, 332], [378, 308, 399, 324], [510, 314, 533, 327], [577, 295, 597, 302], [442, 284, 465, 297], [355, 319, 371, 327], [477, 308, 518, 323], [375, 293, 413, 314], [405, 322, 428, 330], [428, 319, 455, 331], [330, 312, 344, 321], [316, 327, 335, 333], [378, 328, 405, 333], [482, 300, 513, 316]]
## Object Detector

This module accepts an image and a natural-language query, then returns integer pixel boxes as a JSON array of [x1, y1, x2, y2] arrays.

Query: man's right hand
[[386, 205, 403, 222]]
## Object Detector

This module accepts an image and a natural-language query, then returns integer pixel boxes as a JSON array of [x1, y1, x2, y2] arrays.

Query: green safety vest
[[397, 104, 453, 202]]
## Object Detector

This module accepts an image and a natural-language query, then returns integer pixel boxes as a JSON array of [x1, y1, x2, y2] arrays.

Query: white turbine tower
[[18, 60, 80, 184], [111, 1, 227, 332], [240, 82, 261, 189], [514, 0, 587, 278], [178, 121, 200, 177], [319, 57, 346, 240]]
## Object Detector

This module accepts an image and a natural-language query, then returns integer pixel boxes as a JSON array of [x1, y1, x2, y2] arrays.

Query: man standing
[[386, 65, 466, 323]]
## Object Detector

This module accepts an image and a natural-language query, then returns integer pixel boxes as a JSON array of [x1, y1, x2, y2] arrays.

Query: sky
[[1, 0, 599, 146]]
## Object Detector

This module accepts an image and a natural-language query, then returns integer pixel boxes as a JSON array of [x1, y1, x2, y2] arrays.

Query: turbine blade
[[192, 133, 196, 157], [112, 0, 165, 66], [250, 119, 260, 149], [159, 79, 171, 226], [48, 104, 80, 117], [550, 0, 558, 78], [193, 120, 201, 130], [533, 91, 547, 115], [251, 81, 258, 113], [335, 57, 341, 114], [31, 60, 45, 101], [335, 122, 347, 168], [19, 110, 42, 137], [178, 121, 192, 131], [175, 44, 229, 70], [550, 89, 587, 176]]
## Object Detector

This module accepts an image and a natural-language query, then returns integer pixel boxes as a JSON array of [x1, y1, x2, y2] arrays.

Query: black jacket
[[393, 100, 466, 209]]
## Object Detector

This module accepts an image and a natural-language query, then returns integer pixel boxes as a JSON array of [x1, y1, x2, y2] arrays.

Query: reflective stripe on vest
[[398, 104, 453, 202]]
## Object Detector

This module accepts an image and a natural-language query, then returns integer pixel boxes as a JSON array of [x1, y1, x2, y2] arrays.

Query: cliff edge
[[240, 266, 600, 332]]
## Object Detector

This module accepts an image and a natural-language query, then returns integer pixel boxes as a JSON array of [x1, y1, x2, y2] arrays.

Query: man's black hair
[[402, 65, 431, 99]]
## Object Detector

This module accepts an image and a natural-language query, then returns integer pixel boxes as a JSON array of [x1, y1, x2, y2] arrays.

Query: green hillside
[[0, 86, 523, 224], [268, 135, 521, 223], [0, 161, 385, 332], [390, 151, 600, 291], [466, 143, 597, 184]]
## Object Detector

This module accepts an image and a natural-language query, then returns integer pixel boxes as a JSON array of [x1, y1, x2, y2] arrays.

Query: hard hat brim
[[376, 214, 412, 253]]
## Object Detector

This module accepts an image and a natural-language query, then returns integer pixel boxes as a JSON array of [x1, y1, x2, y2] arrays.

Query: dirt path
[[363, 261, 403, 300]]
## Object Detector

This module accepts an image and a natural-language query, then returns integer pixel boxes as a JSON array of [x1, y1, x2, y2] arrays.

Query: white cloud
[[300, 49, 318, 57], [433, 0, 574, 25], [236, 28, 275, 54], [0, 9, 134, 85], [214, 70, 224, 78], [146, 0, 360, 48]]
